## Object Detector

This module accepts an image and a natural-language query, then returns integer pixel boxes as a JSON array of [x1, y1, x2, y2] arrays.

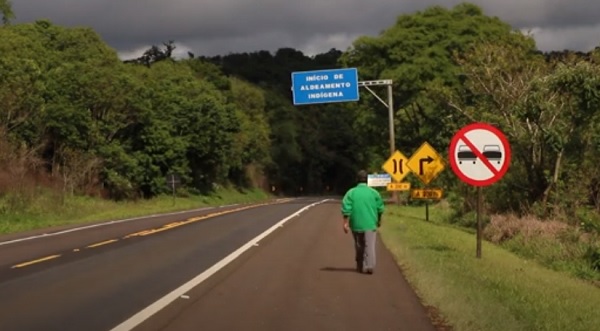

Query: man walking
[[341, 170, 385, 274]]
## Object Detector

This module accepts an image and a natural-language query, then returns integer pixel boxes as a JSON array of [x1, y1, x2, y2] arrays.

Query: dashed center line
[[7, 200, 292, 270], [11, 255, 61, 269], [87, 239, 119, 248]]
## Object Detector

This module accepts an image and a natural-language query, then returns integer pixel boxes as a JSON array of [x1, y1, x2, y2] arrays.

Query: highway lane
[[0, 198, 318, 331], [129, 200, 436, 331], [0, 199, 293, 280]]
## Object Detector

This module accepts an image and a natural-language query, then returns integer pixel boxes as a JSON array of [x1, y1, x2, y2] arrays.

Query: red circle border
[[448, 123, 511, 186]]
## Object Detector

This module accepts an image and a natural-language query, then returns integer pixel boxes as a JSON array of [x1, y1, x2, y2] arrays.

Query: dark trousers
[[352, 231, 377, 271]]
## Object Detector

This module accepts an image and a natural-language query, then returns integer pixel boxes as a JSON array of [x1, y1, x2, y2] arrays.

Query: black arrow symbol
[[419, 156, 434, 175]]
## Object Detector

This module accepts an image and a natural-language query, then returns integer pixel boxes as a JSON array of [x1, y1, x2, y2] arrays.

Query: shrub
[[484, 213, 600, 282], [584, 241, 600, 272], [484, 214, 569, 244]]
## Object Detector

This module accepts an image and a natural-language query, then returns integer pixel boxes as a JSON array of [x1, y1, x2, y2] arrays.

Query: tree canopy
[[1, 3, 600, 222]]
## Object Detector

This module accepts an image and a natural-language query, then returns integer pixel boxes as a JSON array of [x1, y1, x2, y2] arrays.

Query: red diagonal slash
[[458, 133, 499, 176]]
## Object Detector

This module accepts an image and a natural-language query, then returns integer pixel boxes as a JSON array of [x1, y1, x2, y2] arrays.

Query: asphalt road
[[0, 197, 436, 331]]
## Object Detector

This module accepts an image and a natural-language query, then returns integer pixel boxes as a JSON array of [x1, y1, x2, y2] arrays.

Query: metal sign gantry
[[358, 80, 395, 157]]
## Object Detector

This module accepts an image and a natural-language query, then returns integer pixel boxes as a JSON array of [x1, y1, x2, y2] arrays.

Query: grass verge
[[0, 188, 272, 235], [380, 204, 600, 331]]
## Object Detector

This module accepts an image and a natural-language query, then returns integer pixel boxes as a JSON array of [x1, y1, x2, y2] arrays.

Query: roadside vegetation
[[0, 187, 271, 234], [0, 1, 599, 325], [381, 204, 600, 331]]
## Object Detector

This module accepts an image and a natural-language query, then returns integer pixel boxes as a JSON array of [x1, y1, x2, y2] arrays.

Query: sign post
[[166, 173, 181, 206], [360, 80, 397, 203], [407, 142, 445, 221], [448, 123, 511, 258], [291, 69, 398, 203], [381, 149, 411, 204]]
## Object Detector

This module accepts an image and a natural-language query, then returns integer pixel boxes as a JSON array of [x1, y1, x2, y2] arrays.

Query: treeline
[[0, 20, 363, 203], [2, 3, 600, 228], [336, 3, 600, 225], [0, 20, 267, 200]]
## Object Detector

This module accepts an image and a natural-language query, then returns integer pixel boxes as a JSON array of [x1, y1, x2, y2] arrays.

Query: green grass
[[0, 188, 272, 234], [380, 205, 600, 331]]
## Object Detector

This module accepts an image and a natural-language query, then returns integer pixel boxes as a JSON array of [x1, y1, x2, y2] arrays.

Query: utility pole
[[358, 80, 397, 204]]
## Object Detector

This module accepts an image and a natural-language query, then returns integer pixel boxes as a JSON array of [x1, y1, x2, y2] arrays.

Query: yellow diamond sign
[[382, 150, 411, 182], [407, 142, 445, 185]]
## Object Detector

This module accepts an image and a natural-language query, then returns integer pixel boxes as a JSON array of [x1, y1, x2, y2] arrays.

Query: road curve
[[0, 198, 306, 331], [0, 198, 436, 331], [129, 200, 436, 331]]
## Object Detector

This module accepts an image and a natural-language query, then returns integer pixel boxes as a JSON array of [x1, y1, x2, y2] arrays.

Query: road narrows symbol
[[393, 159, 404, 174]]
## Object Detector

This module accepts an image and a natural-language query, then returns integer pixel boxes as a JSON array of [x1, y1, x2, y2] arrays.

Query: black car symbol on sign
[[457, 145, 476, 164], [483, 145, 502, 164], [457, 145, 502, 164]]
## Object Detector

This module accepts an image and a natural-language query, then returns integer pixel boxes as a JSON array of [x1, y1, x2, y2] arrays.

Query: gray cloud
[[11, 0, 600, 59]]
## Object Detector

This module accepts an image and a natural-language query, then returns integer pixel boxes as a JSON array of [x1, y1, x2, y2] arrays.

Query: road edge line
[[109, 199, 329, 331]]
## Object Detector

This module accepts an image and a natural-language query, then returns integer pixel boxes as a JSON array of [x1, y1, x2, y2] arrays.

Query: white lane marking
[[0, 201, 262, 247], [109, 199, 329, 331]]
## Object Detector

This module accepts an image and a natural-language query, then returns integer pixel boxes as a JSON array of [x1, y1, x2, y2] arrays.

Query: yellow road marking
[[11, 254, 61, 269], [7, 200, 290, 271], [137, 227, 172, 236], [124, 230, 152, 238], [164, 221, 184, 228], [121, 200, 285, 239], [87, 239, 118, 248]]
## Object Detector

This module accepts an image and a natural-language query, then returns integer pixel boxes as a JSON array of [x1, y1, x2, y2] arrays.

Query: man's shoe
[[364, 268, 373, 274]]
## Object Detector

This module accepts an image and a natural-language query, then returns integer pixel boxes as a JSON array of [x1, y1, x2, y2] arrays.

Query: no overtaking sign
[[448, 123, 511, 186]]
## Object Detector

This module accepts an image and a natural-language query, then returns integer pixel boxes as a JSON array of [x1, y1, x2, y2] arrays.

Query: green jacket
[[341, 183, 385, 231]]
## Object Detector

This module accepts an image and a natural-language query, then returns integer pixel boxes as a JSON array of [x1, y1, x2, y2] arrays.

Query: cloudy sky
[[12, 0, 600, 60]]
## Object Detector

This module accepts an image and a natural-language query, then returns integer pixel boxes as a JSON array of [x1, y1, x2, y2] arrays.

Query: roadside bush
[[484, 214, 569, 243], [484, 213, 600, 283], [583, 239, 600, 272], [577, 207, 600, 233]]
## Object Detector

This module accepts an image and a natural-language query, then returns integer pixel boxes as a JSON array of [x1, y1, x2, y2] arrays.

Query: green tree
[[440, 34, 600, 217], [0, 27, 47, 140], [0, 0, 14, 25], [340, 3, 519, 163], [227, 78, 271, 185]]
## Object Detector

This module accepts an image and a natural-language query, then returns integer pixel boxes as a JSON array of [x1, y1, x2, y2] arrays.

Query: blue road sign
[[291, 68, 359, 105]]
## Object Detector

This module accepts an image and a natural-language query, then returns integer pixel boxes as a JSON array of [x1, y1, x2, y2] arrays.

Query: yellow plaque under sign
[[407, 142, 445, 185], [382, 150, 411, 182], [410, 188, 443, 200], [387, 182, 411, 191]]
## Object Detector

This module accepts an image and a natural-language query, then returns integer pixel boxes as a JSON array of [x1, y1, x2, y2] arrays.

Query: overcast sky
[[12, 0, 600, 60]]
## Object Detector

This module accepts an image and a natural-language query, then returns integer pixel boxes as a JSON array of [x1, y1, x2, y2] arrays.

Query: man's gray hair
[[357, 170, 368, 182]]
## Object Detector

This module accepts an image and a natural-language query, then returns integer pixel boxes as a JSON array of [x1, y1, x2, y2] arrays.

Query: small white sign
[[367, 174, 391, 187]]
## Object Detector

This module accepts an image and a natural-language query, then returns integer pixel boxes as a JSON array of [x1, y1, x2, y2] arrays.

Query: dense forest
[[2, 2, 600, 232]]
